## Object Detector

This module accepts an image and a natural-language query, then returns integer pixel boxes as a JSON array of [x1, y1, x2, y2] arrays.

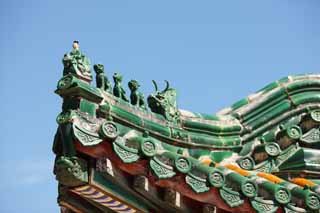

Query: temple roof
[[53, 44, 320, 213]]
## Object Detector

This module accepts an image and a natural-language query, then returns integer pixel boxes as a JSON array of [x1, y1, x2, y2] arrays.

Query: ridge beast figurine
[[113, 72, 129, 102], [128, 80, 146, 109], [147, 80, 180, 122], [53, 42, 320, 213], [94, 63, 112, 93]]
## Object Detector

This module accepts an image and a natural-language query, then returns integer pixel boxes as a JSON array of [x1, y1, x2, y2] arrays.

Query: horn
[[152, 80, 158, 92], [162, 80, 169, 92]]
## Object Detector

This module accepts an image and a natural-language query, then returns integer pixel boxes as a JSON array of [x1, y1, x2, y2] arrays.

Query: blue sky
[[1, 0, 320, 212]]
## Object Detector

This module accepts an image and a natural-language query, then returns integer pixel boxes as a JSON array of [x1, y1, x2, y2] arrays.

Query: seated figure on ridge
[[62, 41, 92, 81]]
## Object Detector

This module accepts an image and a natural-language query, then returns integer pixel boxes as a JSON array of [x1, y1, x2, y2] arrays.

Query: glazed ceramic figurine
[[93, 64, 112, 93], [62, 41, 92, 81], [128, 80, 146, 109], [113, 73, 129, 102]]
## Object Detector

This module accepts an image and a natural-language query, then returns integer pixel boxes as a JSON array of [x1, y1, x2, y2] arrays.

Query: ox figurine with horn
[[147, 80, 180, 122]]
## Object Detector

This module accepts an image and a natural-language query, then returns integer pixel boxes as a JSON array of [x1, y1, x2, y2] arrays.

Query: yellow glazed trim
[[257, 172, 283, 184], [291, 178, 317, 187], [224, 164, 250, 177]]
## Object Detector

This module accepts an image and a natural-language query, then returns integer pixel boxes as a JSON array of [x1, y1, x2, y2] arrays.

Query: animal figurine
[[93, 64, 112, 93], [113, 73, 129, 102], [128, 80, 146, 109], [147, 80, 180, 122]]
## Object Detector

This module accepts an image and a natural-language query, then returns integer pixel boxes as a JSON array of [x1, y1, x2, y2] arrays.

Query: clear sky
[[1, 0, 320, 212]]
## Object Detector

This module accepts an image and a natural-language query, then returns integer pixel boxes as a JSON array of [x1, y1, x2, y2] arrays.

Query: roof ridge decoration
[[54, 42, 320, 213]]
